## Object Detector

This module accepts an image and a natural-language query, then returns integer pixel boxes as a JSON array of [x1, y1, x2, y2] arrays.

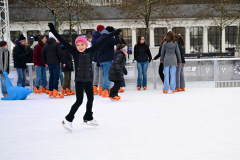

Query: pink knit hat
[[75, 36, 88, 46]]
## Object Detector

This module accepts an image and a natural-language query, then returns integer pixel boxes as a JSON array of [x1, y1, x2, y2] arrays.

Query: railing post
[[28, 64, 33, 90], [152, 61, 157, 89], [214, 60, 218, 88]]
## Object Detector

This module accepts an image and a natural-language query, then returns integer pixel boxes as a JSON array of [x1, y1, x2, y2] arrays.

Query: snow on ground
[[0, 87, 240, 160]]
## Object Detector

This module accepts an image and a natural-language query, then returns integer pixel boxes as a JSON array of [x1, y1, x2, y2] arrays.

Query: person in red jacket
[[33, 35, 48, 94]]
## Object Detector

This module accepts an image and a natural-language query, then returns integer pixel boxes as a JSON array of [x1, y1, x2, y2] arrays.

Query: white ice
[[0, 87, 240, 160]]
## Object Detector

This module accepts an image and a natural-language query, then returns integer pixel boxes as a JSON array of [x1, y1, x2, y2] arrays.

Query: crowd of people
[[0, 23, 186, 131]]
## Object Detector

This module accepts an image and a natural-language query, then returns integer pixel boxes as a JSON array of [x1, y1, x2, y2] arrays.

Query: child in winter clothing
[[0, 41, 10, 97], [108, 38, 128, 100], [41, 32, 66, 98], [48, 23, 122, 132], [61, 39, 75, 96], [92, 25, 104, 96]]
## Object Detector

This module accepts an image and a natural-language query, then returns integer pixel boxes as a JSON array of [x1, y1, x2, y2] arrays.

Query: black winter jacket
[[153, 46, 162, 61], [134, 43, 152, 62], [109, 50, 127, 82], [61, 45, 74, 72], [41, 38, 65, 65], [178, 42, 186, 63], [13, 44, 27, 68], [92, 31, 102, 62], [97, 34, 120, 63], [49, 23, 121, 82]]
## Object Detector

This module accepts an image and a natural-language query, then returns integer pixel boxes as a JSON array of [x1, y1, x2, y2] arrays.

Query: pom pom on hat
[[18, 34, 26, 42], [97, 25, 105, 32], [75, 36, 88, 46]]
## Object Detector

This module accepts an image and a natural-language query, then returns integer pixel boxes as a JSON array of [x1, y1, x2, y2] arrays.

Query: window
[[10, 31, 22, 43], [172, 27, 185, 43], [120, 28, 132, 48], [225, 26, 238, 52], [208, 26, 220, 53], [190, 27, 203, 53], [81, 29, 95, 35], [63, 29, 77, 35], [154, 27, 167, 46], [27, 30, 41, 46], [137, 28, 149, 45]]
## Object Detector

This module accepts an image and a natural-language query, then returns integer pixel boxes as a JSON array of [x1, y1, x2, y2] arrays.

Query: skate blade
[[61, 123, 72, 133], [82, 122, 98, 126]]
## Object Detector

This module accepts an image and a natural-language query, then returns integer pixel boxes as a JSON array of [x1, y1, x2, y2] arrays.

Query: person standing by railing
[[161, 31, 181, 94], [175, 34, 186, 92], [33, 35, 49, 94], [13, 34, 27, 87], [0, 41, 10, 98], [134, 36, 152, 90]]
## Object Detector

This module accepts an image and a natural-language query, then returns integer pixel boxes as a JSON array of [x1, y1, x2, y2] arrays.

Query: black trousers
[[66, 82, 94, 122], [109, 81, 122, 97], [158, 63, 164, 83]]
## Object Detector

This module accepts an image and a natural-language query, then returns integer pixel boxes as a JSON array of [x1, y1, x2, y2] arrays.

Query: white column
[[149, 27, 155, 47], [222, 28, 226, 52], [167, 26, 172, 32], [22, 30, 28, 42], [131, 27, 137, 49], [203, 26, 208, 53], [185, 26, 190, 54]]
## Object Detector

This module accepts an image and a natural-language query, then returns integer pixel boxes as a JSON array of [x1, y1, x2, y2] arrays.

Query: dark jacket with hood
[[61, 44, 74, 72], [92, 31, 102, 62], [96, 34, 120, 63], [13, 43, 27, 68], [41, 38, 65, 65], [134, 43, 152, 62], [160, 41, 181, 67], [178, 40, 186, 63], [49, 23, 121, 82], [109, 50, 127, 82]]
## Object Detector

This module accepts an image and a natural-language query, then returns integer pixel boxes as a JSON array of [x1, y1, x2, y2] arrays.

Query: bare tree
[[196, 0, 240, 55]]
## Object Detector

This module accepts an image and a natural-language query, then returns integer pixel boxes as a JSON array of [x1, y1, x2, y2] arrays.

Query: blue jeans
[[59, 67, 63, 85], [48, 64, 60, 91], [16, 68, 26, 87], [35, 66, 47, 88], [164, 66, 176, 91], [137, 61, 148, 87], [100, 61, 112, 91], [0, 75, 7, 96]]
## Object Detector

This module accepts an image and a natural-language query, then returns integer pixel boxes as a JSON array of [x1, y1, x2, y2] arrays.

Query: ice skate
[[61, 118, 73, 133], [109, 96, 121, 101], [118, 87, 124, 93], [83, 119, 98, 126]]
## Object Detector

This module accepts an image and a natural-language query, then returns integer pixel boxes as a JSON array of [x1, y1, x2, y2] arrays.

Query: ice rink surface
[[0, 87, 240, 160]]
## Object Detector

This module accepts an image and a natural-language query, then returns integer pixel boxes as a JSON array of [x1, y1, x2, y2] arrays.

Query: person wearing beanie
[[108, 38, 128, 100], [0, 41, 10, 98], [105, 26, 115, 33], [48, 23, 122, 132], [33, 35, 49, 94], [92, 25, 105, 96], [41, 32, 66, 98], [96, 27, 120, 98], [13, 34, 27, 87]]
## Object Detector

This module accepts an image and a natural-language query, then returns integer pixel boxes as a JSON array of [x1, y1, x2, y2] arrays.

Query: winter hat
[[18, 34, 26, 42], [102, 30, 109, 35], [106, 26, 115, 32], [97, 25, 105, 32], [75, 36, 88, 46], [49, 32, 57, 41]]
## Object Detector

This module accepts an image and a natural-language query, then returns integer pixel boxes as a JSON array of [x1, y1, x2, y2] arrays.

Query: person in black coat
[[153, 36, 166, 83], [134, 36, 152, 90], [13, 34, 27, 87], [48, 23, 122, 131], [61, 39, 75, 96], [41, 32, 66, 98], [108, 38, 128, 100]]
